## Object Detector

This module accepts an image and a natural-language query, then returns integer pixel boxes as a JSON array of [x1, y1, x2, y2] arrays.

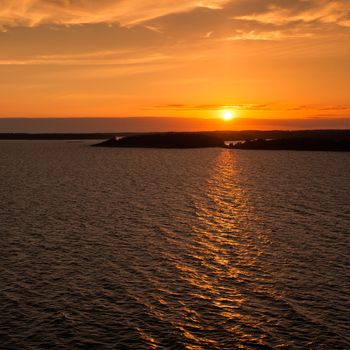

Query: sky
[[0, 0, 350, 131]]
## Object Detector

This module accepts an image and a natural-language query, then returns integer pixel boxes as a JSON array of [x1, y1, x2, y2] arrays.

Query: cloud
[[224, 29, 314, 41], [0, 0, 229, 30], [150, 103, 273, 111], [232, 0, 350, 28], [137, 0, 350, 45], [1, 0, 349, 44], [0, 49, 170, 65], [288, 105, 350, 112], [151, 103, 350, 112]]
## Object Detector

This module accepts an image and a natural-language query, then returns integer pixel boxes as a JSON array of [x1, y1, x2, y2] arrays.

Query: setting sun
[[222, 110, 235, 121]]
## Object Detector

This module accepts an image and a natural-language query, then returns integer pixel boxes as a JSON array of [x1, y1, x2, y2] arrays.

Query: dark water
[[1, 141, 349, 349]]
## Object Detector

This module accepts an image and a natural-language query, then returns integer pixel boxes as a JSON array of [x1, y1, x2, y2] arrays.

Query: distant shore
[[92, 130, 350, 151], [93, 133, 223, 148], [1, 130, 350, 140], [0, 133, 130, 140], [2, 130, 350, 151], [231, 137, 350, 152]]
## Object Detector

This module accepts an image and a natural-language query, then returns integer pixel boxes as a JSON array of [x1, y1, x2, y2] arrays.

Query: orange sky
[[0, 0, 349, 130]]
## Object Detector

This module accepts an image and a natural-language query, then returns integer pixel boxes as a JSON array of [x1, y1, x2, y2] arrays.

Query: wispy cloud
[[150, 103, 273, 111], [225, 30, 314, 41], [292, 104, 350, 111], [0, 49, 170, 65], [1, 0, 349, 43], [0, 0, 229, 30], [232, 1, 350, 28], [151, 103, 350, 112]]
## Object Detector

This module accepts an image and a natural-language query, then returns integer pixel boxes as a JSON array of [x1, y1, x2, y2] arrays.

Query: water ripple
[[0, 142, 349, 349]]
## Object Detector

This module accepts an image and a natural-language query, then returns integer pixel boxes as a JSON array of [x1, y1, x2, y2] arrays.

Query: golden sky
[[0, 0, 350, 129]]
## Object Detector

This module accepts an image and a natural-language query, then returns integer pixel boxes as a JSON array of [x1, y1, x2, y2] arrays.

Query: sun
[[221, 110, 235, 121]]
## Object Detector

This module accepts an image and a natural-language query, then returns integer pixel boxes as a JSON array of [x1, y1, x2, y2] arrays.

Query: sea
[[1, 140, 349, 349]]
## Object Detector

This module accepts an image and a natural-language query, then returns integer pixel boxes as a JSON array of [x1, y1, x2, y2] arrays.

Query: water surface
[[1, 141, 349, 349]]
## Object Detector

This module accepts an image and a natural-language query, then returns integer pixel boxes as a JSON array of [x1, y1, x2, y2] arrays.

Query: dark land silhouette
[[1, 130, 350, 151], [1, 129, 350, 141], [0, 133, 130, 140], [93, 133, 223, 148], [92, 130, 350, 151], [232, 137, 350, 151]]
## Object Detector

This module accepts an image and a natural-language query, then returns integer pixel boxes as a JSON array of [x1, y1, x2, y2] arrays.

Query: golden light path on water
[[147, 150, 275, 349], [190, 150, 273, 347]]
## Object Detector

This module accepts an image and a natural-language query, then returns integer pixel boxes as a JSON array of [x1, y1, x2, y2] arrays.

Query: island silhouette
[[93, 133, 223, 148], [92, 130, 350, 151], [232, 137, 350, 152]]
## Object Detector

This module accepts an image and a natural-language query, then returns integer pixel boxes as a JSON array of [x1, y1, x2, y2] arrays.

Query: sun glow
[[221, 110, 235, 121]]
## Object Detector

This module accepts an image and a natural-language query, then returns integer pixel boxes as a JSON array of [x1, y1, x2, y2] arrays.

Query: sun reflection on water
[[163, 150, 273, 347], [126, 149, 275, 348]]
